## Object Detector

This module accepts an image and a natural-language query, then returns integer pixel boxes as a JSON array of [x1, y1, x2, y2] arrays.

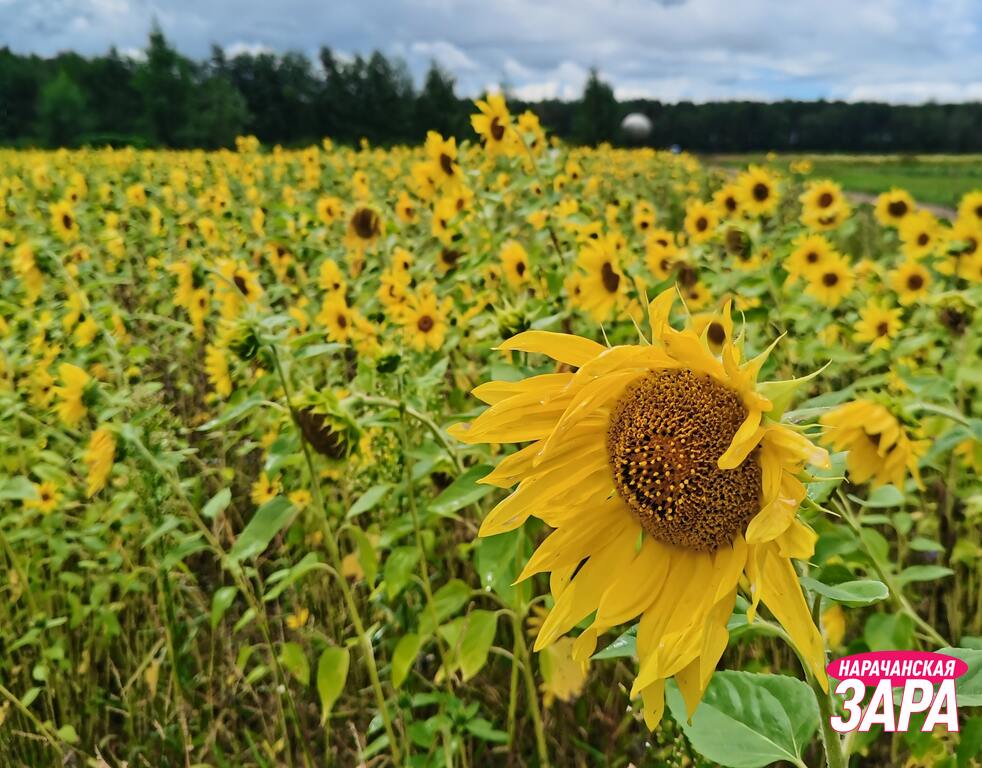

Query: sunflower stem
[[269, 343, 403, 766], [833, 491, 948, 647], [811, 673, 847, 768]]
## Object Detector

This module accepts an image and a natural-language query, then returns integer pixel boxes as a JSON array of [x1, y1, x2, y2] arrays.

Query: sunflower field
[[0, 97, 980, 768]]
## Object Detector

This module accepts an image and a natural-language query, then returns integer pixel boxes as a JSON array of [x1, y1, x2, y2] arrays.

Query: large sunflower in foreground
[[449, 288, 830, 727]]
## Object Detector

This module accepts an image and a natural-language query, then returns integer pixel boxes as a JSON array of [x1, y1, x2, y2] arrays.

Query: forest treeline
[[3, 27, 982, 152]]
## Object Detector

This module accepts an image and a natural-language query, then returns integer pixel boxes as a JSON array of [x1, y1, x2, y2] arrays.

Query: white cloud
[[1, 0, 980, 104], [410, 40, 478, 71], [224, 41, 274, 58]]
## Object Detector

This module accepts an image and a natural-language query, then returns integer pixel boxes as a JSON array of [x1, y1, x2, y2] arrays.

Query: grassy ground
[[707, 153, 982, 209]]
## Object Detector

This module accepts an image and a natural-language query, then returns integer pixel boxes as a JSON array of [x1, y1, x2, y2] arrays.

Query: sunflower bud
[[496, 306, 530, 340], [228, 325, 261, 361], [723, 226, 752, 260], [293, 396, 361, 463], [938, 297, 972, 336]]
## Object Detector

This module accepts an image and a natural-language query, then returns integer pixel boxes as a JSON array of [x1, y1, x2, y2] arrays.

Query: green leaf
[[465, 717, 508, 743], [908, 537, 944, 553], [316, 646, 350, 724], [450, 610, 497, 681], [864, 613, 914, 651], [296, 342, 344, 360], [202, 488, 232, 520], [937, 647, 982, 707], [593, 626, 637, 660], [346, 483, 392, 519], [897, 565, 954, 586], [264, 552, 323, 602], [428, 464, 495, 517], [348, 525, 378, 585], [419, 579, 472, 636], [210, 586, 238, 628], [851, 484, 905, 508], [383, 546, 419, 599], [805, 452, 847, 504], [279, 642, 309, 686], [392, 633, 422, 689], [799, 577, 889, 607], [55, 724, 80, 744], [666, 671, 819, 768], [956, 716, 982, 767], [474, 530, 525, 607], [0, 476, 38, 501], [227, 497, 295, 563], [197, 394, 264, 431]]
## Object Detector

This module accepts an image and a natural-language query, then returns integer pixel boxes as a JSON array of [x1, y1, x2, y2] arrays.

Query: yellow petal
[[497, 330, 605, 367]]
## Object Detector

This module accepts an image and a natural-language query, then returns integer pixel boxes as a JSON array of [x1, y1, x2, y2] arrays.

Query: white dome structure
[[620, 112, 652, 141]]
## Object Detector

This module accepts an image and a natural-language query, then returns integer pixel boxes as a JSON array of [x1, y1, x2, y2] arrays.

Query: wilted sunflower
[[450, 288, 830, 727], [820, 400, 924, 489]]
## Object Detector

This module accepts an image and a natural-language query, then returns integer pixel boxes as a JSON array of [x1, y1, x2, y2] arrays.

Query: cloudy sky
[[3, 0, 981, 103]]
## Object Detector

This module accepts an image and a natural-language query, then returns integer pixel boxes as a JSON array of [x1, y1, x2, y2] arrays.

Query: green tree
[[185, 75, 249, 148], [572, 68, 619, 146], [36, 69, 88, 146], [132, 24, 194, 146], [415, 62, 465, 139]]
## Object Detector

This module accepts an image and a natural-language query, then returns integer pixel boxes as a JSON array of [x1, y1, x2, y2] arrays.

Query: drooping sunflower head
[[450, 287, 830, 726], [820, 399, 925, 489]]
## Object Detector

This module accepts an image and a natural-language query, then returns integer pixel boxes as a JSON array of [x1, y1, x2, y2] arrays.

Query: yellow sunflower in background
[[737, 165, 779, 217], [874, 188, 915, 228], [450, 288, 830, 727], [50, 200, 79, 242], [805, 253, 854, 307], [500, 240, 531, 288], [424, 131, 464, 190], [574, 234, 632, 321], [899, 210, 940, 260], [345, 206, 383, 252], [54, 363, 91, 426], [821, 400, 925, 488], [471, 93, 517, 157], [957, 191, 982, 229], [84, 426, 116, 497], [799, 179, 849, 231], [712, 183, 743, 220], [853, 299, 903, 351], [683, 199, 718, 244], [890, 260, 931, 306], [400, 286, 451, 351]]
